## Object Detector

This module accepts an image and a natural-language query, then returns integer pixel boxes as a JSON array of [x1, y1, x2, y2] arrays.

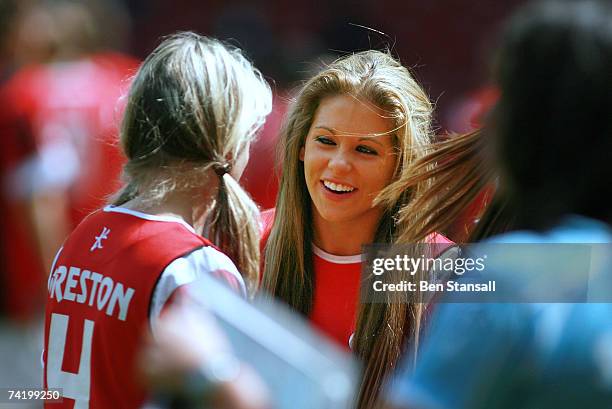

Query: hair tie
[[214, 162, 232, 177]]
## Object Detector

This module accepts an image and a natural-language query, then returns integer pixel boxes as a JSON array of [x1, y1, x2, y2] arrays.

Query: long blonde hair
[[378, 130, 495, 243], [262, 50, 433, 408], [113, 32, 272, 294]]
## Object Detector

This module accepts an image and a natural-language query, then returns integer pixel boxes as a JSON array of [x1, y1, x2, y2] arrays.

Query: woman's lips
[[320, 180, 358, 200]]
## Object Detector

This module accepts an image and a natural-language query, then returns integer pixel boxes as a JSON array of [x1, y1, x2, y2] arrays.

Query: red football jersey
[[260, 208, 454, 350], [42, 207, 216, 408], [310, 247, 362, 349]]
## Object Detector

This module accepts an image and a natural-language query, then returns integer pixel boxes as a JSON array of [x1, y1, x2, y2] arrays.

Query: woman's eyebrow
[[358, 137, 384, 147], [313, 125, 336, 134]]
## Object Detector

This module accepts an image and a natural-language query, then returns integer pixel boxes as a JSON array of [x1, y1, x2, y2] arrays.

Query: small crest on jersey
[[90, 227, 111, 252]]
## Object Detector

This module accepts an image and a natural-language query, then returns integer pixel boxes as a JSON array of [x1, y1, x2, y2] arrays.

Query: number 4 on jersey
[[46, 313, 94, 408]]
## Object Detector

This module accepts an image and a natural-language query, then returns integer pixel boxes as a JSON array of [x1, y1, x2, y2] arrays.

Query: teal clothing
[[386, 217, 612, 409]]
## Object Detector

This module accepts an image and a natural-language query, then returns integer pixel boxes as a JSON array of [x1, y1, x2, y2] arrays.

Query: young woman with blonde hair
[[42, 32, 271, 408], [261, 50, 452, 409]]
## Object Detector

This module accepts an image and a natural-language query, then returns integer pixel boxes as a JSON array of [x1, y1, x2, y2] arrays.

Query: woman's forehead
[[311, 94, 395, 138]]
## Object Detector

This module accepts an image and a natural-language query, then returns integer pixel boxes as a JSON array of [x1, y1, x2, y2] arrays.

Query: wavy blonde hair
[[378, 130, 495, 243], [112, 32, 272, 294], [262, 50, 433, 408]]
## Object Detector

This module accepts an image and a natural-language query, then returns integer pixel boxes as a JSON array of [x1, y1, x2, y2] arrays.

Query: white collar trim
[[312, 243, 362, 264], [103, 205, 197, 234]]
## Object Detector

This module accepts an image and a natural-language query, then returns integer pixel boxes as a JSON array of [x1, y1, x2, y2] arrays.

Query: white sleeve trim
[[149, 246, 246, 337]]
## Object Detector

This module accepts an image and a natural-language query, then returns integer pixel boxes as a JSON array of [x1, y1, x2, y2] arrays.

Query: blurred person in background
[[0, 0, 47, 396], [441, 86, 499, 242], [240, 95, 287, 210], [385, 1, 612, 408], [0, 0, 137, 323], [43, 32, 272, 408], [0, 0, 136, 396]]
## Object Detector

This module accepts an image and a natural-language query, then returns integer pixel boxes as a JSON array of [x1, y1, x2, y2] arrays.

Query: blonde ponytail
[[209, 173, 261, 295], [114, 32, 271, 294]]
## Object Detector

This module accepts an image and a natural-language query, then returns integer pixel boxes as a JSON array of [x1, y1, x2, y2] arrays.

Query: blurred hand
[[140, 297, 270, 409]]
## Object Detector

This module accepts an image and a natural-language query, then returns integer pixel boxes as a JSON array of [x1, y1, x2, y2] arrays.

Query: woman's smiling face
[[300, 94, 398, 228]]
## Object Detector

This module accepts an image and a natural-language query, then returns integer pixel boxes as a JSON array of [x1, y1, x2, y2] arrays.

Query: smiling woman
[[301, 95, 398, 255], [261, 50, 452, 409]]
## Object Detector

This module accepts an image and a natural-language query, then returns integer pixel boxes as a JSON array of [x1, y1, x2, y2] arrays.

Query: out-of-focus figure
[[443, 86, 499, 242], [0, 0, 138, 322], [0, 0, 137, 396], [240, 94, 287, 210], [385, 1, 612, 408]]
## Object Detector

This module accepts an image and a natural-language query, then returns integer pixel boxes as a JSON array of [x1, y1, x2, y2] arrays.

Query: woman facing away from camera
[[42, 32, 272, 409], [260, 50, 454, 409]]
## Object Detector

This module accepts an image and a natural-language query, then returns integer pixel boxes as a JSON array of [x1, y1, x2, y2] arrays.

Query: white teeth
[[323, 180, 355, 192]]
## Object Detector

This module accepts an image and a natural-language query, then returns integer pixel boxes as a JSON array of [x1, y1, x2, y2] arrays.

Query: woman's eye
[[356, 145, 378, 155], [315, 136, 335, 145]]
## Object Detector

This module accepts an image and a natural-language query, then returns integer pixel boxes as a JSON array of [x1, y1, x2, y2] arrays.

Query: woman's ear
[[299, 146, 305, 161]]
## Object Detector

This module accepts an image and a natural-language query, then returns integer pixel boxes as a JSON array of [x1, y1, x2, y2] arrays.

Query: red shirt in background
[[241, 94, 287, 209], [0, 52, 139, 321]]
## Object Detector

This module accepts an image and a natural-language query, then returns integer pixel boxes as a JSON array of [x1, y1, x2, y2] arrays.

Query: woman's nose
[[328, 150, 352, 173]]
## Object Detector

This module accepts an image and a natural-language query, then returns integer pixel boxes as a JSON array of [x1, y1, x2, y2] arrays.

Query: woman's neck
[[121, 178, 218, 234], [122, 192, 196, 224], [312, 211, 382, 256]]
